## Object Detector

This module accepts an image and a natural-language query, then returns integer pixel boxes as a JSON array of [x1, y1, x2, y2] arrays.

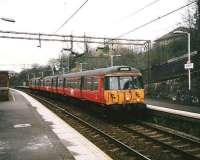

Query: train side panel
[[81, 76, 104, 104]]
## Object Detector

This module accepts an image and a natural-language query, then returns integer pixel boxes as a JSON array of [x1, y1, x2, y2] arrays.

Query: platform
[[145, 98, 200, 113], [0, 89, 112, 160], [145, 98, 200, 119]]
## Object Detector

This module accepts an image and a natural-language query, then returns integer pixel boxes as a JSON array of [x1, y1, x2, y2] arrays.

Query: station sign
[[184, 63, 194, 69], [119, 67, 131, 71]]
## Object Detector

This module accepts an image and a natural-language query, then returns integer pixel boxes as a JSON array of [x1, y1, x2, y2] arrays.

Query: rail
[[30, 93, 151, 160]]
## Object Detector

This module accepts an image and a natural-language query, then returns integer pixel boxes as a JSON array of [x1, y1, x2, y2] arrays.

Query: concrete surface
[[0, 89, 112, 160], [0, 89, 74, 160]]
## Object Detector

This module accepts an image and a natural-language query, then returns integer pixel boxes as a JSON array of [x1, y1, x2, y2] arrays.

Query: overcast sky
[[0, 0, 190, 72]]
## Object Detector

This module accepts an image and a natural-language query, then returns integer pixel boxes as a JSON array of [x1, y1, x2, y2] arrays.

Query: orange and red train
[[29, 66, 146, 111]]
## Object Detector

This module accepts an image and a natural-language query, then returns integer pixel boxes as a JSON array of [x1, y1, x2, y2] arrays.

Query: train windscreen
[[105, 76, 143, 90]]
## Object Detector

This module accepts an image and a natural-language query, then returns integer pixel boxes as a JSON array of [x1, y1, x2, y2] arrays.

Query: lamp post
[[103, 54, 121, 67], [39, 72, 44, 77], [61, 48, 72, 73], [110, 54, 121, 67], [75, 62, 87, 72], [32, 73, 36, 78], [173, 30, 193, 103]]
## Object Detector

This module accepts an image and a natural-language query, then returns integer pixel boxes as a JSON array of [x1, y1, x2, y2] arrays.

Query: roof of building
[[155, 27, 189, 42]]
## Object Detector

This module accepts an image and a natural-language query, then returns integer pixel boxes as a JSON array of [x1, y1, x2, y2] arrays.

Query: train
[[0, 71, 9, 101], [29, 66, 146, 111]]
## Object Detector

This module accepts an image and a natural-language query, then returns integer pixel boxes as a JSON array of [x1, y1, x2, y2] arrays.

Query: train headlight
[[137, 98, 140, 102], [126, 96, 130, 101]]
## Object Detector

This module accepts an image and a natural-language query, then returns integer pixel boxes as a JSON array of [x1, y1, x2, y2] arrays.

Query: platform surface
[[145, 98, 200, 114], [0, 89, 112, 160]]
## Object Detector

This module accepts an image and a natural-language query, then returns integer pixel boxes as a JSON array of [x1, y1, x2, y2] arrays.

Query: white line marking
[[14, 123, 32, 128], [147, 104, 200, 120]]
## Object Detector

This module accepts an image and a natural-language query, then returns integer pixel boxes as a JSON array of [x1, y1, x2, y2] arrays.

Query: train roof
[[62, 66, 140, 78], [30, 66, 141, 81]]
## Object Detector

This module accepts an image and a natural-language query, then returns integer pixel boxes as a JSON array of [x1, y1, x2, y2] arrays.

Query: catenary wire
[[117, 0, 197, 38], [122, 0, 161, 20], [55, 0, 89, 33]]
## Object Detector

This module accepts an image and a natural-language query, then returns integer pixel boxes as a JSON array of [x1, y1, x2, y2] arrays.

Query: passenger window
[[88, 77, 93, 90], [120, 77, 132, 89], [104, 77, 109, 90], [109, 77, 119, 90], [58, 79, 63, 87], [92, 77, 98, 90], [64, 78, 67, 87]]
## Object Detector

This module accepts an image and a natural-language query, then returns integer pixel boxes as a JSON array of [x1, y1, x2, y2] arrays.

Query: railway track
[[31, 93, 150, 160], [119, 122, 200, 160], [28, 92, 200, 160]]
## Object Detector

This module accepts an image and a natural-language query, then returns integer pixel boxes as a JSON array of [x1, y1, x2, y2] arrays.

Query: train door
[[55, 77, 58, 93], [63, 77, 65, 95], [98, 76, 105, 103], [80, 76, 84, 98]]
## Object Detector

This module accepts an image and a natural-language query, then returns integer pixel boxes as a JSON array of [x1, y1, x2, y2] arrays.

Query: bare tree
[[48, 58, 59, 75]]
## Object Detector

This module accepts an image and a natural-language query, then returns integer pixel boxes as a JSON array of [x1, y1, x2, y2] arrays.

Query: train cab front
[[103, 73, 146, 112]]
